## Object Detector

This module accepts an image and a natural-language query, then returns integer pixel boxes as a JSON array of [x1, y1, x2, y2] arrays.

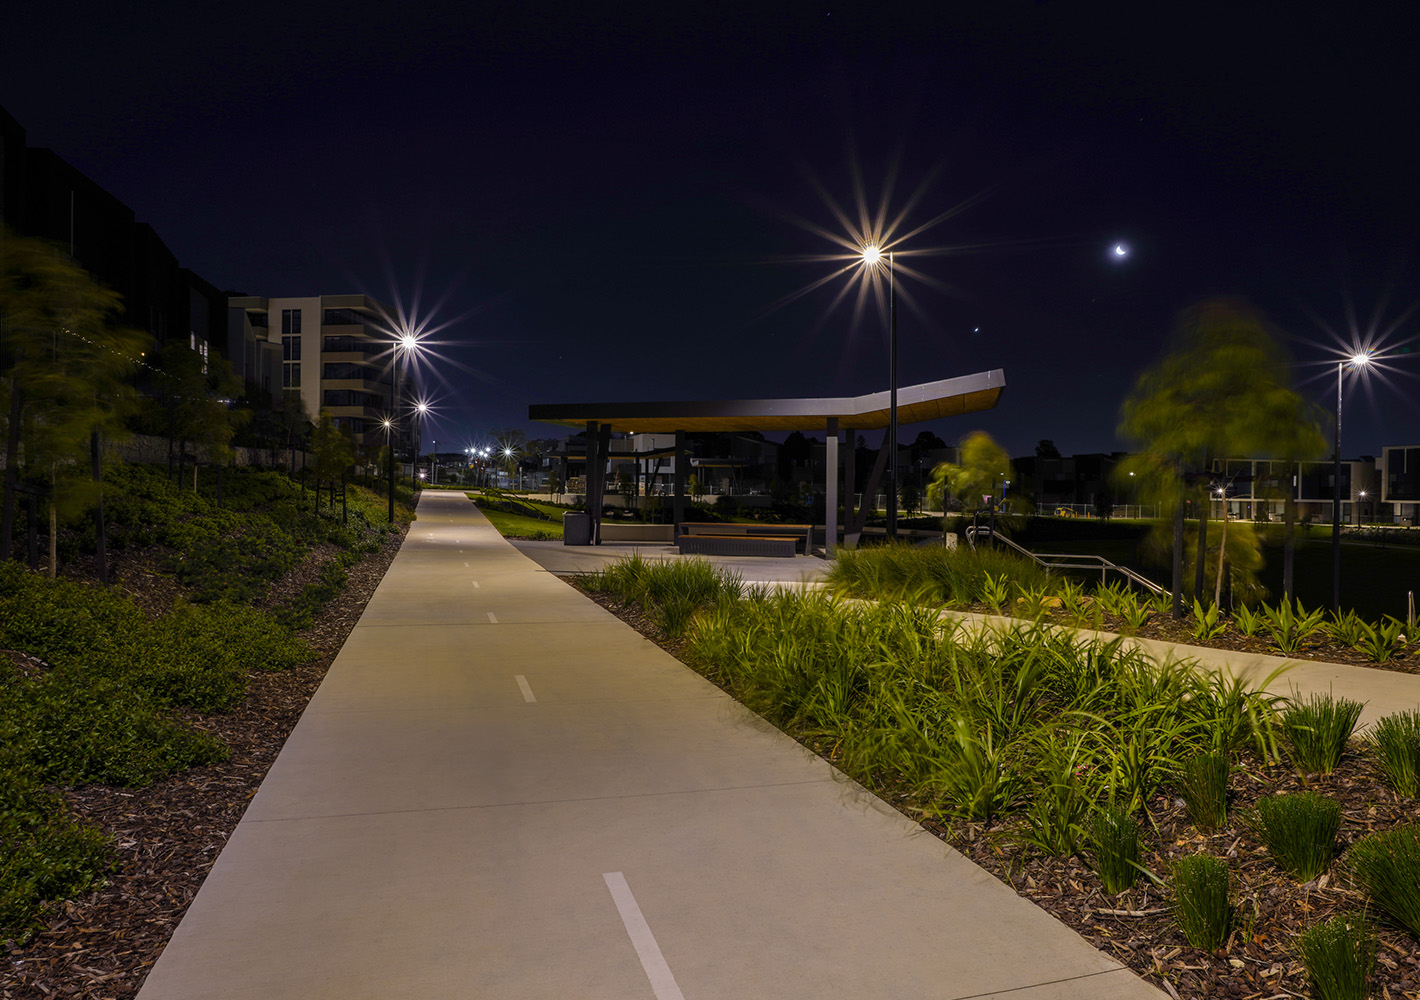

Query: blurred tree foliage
[[0, 227, 150, 573], [929, 430, 1013, 513], [1116, 300, 1325, 612]]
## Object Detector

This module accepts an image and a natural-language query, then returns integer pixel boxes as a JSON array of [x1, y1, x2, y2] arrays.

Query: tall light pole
[[431, 439, 437, 485], [1332, 351, 1371, 612], [382, 418, 394, 523], [415, 401, 429, 490], [861, 245, 898, 540]]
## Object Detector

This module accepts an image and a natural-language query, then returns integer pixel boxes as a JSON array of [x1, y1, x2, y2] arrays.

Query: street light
[[415, 401, 429, 490], [431, 439, 437, 485], [1331, 350, 1372, 611], [382, 418, 394, 523], [860, 244, 898, 540]]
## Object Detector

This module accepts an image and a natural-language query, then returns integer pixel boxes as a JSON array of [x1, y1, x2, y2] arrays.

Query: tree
[[311, 411, 356, 509], [1035, 439, 1061, 460], [1, 228, 150, 576], [929, 431, 1013, 512], [1116, 300, 1325, 613]]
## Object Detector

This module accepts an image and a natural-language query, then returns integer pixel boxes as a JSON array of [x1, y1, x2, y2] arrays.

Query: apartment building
[[227, 294, 406, 449]]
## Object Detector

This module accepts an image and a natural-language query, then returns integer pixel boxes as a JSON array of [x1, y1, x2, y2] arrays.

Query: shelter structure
[[530, 369, 1005, 554]]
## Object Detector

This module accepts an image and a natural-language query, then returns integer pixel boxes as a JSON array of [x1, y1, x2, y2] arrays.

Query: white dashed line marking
[[603, 873, 685, 1000], [472, 580, 480, 588], [487, 612, 498, 623], [515, 675, 536, 702]]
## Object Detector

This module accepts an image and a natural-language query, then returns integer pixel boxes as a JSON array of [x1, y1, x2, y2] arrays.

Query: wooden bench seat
[[674, 533, 798, 558]]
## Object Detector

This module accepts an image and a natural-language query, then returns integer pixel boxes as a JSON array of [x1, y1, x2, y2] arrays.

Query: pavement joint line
[[515, 674, 536, 702], [940, 966, 1137, 1000], [603, 872, 686, 1000], [242, 777, 836, 826]]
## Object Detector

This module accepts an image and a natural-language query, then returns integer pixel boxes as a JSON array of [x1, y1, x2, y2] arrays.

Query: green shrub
[[1190, 599, 1228, 641], [0, 760, 111, 941], [1178, 752, 1230, 831], [1344, 824, 1420, 938], [1260, 600, 1328, 653], [1090, 805, 1140, 894], [1369, 710, 1420, 798], [1295, 914, 1375, 1000], [1281, 692, 1364, 774], [1253, 792, 1342, 880], [1356, 617, 1408, 664], [1172, 853, 1232, 950]]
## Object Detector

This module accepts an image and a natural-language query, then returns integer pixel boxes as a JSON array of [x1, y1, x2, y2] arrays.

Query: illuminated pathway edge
[[136, 491, 1163, 1000]]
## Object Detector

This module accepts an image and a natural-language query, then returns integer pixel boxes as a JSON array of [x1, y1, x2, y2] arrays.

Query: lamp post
[[431, 439, 437, 485], [1331, 351, 1371, 612], [415, 401, 429, 491], [860, 245, 898, 540], [383, 418, 394, 523]]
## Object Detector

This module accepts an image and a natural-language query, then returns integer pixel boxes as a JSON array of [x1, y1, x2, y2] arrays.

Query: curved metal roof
[[529, 369, 1005, 433]]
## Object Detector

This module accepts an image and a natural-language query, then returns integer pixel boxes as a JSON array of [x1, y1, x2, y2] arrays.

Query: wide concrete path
[[138, 491, 1161, 1000]]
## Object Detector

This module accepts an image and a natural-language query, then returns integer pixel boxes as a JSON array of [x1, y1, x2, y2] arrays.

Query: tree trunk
[[1171, 480, 1185, 619], [92, 430, 107, 585], [1194, 487, 1209, 602], [1283, 492, 1297, 608], [1, 385, 21, 561], [48, 462, 57, 581], [1213, 505, 1228, 608]]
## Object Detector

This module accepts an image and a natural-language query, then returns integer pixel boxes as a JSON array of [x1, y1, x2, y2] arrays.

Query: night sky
[[4, 2, 1418, 458]]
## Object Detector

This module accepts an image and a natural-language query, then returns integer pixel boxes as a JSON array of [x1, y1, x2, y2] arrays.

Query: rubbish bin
[[563, 511, 591, 545]]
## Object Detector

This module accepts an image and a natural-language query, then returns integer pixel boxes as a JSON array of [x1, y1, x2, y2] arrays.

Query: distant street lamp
[[415, 401, 429, 490], [431, 439, 438, 485], [860, 244, 898, 540], [1332, 351, 1372, 611], [382, 418, 395, 523]]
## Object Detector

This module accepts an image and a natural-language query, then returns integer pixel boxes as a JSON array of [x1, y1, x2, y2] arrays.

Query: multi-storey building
[[1210, 457, 1378, 523], [227, 294, 407, 449], [1381, 445, 1420, 525]]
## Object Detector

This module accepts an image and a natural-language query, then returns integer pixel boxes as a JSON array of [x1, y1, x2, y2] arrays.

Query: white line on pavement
[[603, 873, 686, 1000], [472, 580, 480, 587], [487, 612, 498, 623], [464, 561, 470, 568], [515, 675, 536, 702]]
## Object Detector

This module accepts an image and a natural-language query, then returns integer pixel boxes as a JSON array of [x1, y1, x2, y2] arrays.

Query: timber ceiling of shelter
[[529, 370, 1005, 433]]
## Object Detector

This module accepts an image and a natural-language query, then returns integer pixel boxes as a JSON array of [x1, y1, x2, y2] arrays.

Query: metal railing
[[965, 524, 1164, 596]]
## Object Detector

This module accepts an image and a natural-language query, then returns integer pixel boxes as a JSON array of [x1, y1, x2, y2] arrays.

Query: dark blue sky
[[4, 1, 1418, 457]]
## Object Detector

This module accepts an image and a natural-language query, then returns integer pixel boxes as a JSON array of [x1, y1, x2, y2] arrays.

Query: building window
[[283, 335, 301, 361], [283, 362, 300, 388], [281, 309, 302, 335]]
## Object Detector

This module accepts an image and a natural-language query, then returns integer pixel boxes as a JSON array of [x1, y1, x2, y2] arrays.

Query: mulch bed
[[6, 558, 1417, 1000], [1, 529, 405, 1000], [572, 581, 1420, 1000]]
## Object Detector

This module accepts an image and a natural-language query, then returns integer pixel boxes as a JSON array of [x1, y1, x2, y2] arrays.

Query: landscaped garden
[[1, 465, 415, 997], [575, 548, 1420, 1000]]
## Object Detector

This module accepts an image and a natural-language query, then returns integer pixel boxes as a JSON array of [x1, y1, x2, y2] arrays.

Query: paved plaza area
[[137, 491, 1163, 999]]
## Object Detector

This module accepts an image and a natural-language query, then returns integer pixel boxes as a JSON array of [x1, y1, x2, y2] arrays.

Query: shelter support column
[[673, 430, 686, 530], [826, 417, 838, 558], [585, 421, 600, 545], [843, 427, 858, 550]]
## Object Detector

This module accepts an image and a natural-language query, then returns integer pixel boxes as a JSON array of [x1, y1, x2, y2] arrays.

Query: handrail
[[964, 525, 1165, 596]]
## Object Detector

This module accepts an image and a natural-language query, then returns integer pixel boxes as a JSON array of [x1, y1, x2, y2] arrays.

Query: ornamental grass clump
[[1281, 692, 1364, 774], [1177, 752, 1230, 831], [1295, 914, 1376, 1000], [1253, 792, 1342, 881], [1172, 853, 1232, 950], [1369, 710, 1420, 798], [1344, 825, 1420, 938], [1090, 805, 1140, 894]]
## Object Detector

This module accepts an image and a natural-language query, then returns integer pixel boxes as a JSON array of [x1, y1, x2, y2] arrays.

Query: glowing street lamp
[[414, 401, 430, 490], [859, 243, 898, 540], [382, 418, 395, 523], [1331, 350, 1372, 611]]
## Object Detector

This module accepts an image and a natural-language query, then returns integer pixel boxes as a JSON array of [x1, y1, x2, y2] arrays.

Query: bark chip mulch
[[2, 530, 404, 1000]]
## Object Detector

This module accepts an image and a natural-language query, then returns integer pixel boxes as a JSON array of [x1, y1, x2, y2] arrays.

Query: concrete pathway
[[137, 491, 1161, 1000]]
